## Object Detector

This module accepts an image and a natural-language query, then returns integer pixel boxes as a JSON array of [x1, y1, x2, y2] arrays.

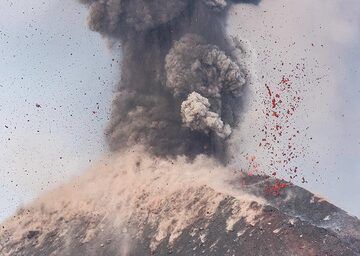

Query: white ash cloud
[[203, 0, 228, 11], [181, 92, 232, 138]]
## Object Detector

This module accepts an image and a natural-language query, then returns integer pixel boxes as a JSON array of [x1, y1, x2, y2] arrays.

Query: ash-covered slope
[[1, 150, 359, 256]]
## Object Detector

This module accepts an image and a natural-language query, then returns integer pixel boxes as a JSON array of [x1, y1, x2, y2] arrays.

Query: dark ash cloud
[[79, 0, 255, 161]]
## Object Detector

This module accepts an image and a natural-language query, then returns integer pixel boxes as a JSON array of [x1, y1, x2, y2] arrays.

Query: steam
[[79, 0, 251, 160]]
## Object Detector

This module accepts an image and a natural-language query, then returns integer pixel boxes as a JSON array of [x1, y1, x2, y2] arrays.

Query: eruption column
[[79, 0, 251, 160]]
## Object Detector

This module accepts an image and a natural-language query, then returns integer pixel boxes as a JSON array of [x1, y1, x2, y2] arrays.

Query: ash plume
[[79, 0, 252, 160]]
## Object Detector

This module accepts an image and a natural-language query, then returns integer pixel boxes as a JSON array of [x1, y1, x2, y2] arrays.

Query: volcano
[[1, 0, 359, 255], [1, 150, 359, 256]]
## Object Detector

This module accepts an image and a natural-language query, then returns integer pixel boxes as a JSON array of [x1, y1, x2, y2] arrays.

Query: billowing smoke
[[79, 0, 252, 160], [181, 92, 232, 138]]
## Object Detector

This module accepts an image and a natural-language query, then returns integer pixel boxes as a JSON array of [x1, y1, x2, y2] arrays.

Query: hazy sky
[[0, 0, 118, 219], [228, 0, 360, 216], [0, 0, 359, 220]]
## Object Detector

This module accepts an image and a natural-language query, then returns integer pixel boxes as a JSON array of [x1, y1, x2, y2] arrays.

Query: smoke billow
[[79, 0, 252, 160], [181, 92, 232, 138]]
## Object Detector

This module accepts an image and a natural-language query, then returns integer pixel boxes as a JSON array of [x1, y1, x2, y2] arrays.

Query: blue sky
[[0, 0, 359, 220]]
